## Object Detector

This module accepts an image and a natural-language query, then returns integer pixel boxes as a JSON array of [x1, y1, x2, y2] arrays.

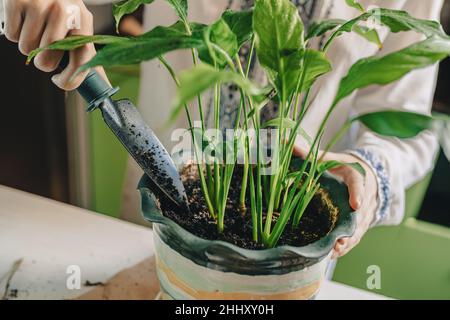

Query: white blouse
[[1, 0, 444, 226]]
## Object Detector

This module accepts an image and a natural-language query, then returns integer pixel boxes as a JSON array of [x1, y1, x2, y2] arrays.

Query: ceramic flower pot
[[138, 169, 356, 300]]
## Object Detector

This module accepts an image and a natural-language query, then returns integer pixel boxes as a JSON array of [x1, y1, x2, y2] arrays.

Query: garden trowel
[[62, 61, 189, 211]]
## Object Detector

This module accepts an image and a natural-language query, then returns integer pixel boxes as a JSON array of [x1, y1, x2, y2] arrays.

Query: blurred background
[[0, 2, 449, 299]]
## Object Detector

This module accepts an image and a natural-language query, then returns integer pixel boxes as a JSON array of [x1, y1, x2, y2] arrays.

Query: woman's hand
[[3, 0, 96, 90], [293, 145, 379, 259]]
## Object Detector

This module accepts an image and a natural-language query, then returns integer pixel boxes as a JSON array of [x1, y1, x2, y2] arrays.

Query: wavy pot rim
[[138, 166, 357, 262]]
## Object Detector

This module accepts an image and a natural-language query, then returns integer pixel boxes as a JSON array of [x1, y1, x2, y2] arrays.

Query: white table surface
[[0, 185, 388, 300]]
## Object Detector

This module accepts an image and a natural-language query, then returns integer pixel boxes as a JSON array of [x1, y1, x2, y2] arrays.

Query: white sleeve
[[349, 0, 444, 226]]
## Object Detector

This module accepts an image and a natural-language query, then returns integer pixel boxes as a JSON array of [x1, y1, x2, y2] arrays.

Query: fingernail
[[353, 196, 362, 209], [51, 74, 60, 86]]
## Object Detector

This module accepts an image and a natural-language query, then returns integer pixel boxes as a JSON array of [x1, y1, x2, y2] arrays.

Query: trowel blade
[[99, 98, 189, 210]]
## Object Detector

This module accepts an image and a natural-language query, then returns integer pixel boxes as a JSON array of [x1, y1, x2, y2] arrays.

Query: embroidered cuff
[[350, 148, 390, 226]]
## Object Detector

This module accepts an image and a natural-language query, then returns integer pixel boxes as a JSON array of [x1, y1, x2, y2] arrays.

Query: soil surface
[[157, 164, 339, 250]]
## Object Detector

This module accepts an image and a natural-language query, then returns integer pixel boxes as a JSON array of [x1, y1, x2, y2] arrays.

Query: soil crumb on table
[[158, 164, 339, 250]]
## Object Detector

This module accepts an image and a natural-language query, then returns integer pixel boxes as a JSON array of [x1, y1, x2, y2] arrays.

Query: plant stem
[[235, 55, 250, 214], [249, 166, 258, 242], [184, 22, 217, 214], [299, 88, 311, 120], [213, 83, 222, 231], [264, 94, 288, 240], [211, 44, 237, 71], [245, 37, 256, 78], [319, 119, 354, 162], [183, 20, 207, 131], [158, 55, 215, 219]]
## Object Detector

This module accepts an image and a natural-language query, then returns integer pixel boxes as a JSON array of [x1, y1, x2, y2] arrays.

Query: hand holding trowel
[[0, 0, 189, 211], [59, 55, 190, 211]]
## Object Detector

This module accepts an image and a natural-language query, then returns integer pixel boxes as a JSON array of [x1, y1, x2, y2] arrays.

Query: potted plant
[[30, 0, 450, 300]]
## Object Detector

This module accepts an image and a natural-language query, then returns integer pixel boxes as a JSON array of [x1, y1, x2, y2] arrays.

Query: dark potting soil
[[157, 164, 339, 250]]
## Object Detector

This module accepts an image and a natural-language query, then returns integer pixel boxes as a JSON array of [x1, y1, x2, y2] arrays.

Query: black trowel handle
[[60, 53, 118, 112]]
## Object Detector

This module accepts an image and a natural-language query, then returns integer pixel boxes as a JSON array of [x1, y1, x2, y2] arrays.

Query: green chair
[[333, 172, 450, 299]]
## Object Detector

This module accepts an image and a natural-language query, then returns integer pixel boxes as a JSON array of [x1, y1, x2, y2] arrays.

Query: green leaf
[[306, 19, 345, 39], [324, 8, 447, 50], [262, 117, 296, 128], [345, 0, 365, 12], [166, 0, 188, 21], [354, 110, 434, 139], [278, 49, 332, 97], [299, 49, 332, 91], [171, 64, 264, 121], [335, 36, 450, 105], [374, 8, 446, 38], [254, 0, 304, 70], [324, 14, 370, 47], [318, 160, 366, 177], [345, 2, 383, 49], [222, 9, 253, 48], [198, 19, 238, 67], [275, 50, 303, 97], [78, 22, 205, 72], [262, 118, 313, 144], [27, 35, 126, 63], [253, 0, 305, 98], [353, 25, 382, 48], [113, 0, 155, 32], [138, 19, 204, 39]]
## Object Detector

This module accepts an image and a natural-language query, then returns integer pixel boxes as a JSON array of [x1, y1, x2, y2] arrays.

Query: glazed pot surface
[[153, 224, 333, 300], [139, 166, 356, 300]]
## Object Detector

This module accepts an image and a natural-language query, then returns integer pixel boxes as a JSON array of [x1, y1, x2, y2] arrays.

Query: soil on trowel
[[157, 164, 339, 250]]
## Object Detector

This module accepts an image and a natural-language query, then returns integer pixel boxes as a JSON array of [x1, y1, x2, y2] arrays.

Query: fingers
[[292, 143, 329, 161], [332, 181, 368, 259], [4, 0, 97, 90], [4, 0, 25, 42], [18, 2, 48, 56], [292, 146, 307, 159], [51, 3, 95, 90], [34, 3, 69, 72], [291, 150, 377, 259], [332, 238, 346, 259], [334, 230, 364, 258], [333, 236, 360, 259], [333, 211, 371, 258], [333, 238, 355, 258], [293, 142, 367, 211], [343, 169, 365, 211], [51, 45, 94, 90]]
